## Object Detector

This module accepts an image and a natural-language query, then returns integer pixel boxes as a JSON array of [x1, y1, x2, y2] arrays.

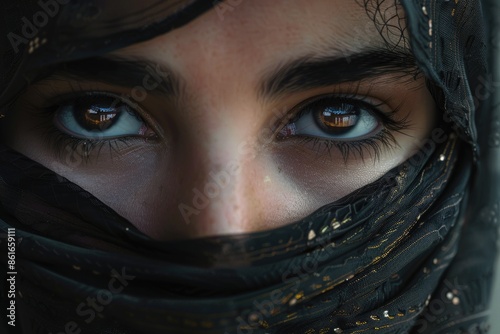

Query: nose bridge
[[172, 107, 312, 239], [174, 108, 262, 234], [170, 45, 274, 236], [179, 140, 255, 236]]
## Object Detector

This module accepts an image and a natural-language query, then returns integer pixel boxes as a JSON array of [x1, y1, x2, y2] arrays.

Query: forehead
[[107, 0, 408, 101], [116, 1, 405, 60]]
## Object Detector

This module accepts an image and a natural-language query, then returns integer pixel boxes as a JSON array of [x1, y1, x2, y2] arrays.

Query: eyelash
[[33, 91, 153, 163], [274, 91, 410, 162], [29, 86, 410, 164], [296, 130, 399, 162], [46, 130, 132, 164]]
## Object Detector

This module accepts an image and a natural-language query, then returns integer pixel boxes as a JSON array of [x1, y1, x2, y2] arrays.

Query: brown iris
[[314, 104, 360, 135], [73, 97, 123, 131]]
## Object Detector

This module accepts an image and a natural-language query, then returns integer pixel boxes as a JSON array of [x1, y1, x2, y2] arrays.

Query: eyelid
[[273, 93, 391, 139], [49, 91, 165, 140]]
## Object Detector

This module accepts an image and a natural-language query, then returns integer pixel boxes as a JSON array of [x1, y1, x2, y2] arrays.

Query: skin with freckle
[[2, 0, 435, 240]]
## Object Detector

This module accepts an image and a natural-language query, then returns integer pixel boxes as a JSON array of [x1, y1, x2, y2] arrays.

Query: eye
[[278, 96, 382, 141], [53, 93, 154, 140]]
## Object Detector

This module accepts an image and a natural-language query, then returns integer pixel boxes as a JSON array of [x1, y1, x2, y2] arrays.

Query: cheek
[[271, 142, 398, 205], [66, 147, 182, 233], [4, 121, 174, 232]]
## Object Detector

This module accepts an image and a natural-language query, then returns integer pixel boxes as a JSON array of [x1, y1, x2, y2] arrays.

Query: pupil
[[315, 104, 359, 135]]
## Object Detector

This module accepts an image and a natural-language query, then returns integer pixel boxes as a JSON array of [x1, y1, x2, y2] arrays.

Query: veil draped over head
[[0, 1, 499, 333]]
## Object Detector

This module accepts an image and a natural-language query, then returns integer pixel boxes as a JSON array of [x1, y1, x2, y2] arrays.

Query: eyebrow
[[48, 56, 183, 98], [45, 48, 417, 103], [259, 49, 417, 102]]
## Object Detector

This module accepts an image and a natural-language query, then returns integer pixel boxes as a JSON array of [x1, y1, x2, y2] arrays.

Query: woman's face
[[2, 0, 436, 240]]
